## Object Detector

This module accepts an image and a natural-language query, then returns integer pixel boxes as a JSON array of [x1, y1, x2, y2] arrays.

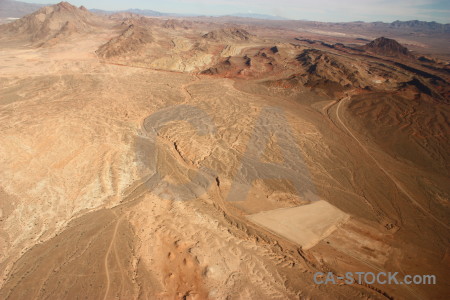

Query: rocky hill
[[1, 2, 104, 44], [362, 37, 410, 57], [96, 24, 153, 58], [202, 27, 255, 42]]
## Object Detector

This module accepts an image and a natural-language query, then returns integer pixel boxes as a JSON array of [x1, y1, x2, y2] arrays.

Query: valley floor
[[0, 35, 449, 299]]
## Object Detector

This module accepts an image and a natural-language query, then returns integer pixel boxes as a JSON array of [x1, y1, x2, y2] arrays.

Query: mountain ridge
[[1, 1, 449, 27], [1, 1, 105, 45]]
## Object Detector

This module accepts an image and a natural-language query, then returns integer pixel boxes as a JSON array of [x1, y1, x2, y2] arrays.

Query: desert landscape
[[0, 1, 449, 299]]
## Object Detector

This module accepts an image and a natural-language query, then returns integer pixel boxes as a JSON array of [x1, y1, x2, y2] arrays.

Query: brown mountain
[[362, 37, 410, 57], [96, 23, 153, 58], [1, 1, 104, 44], [202, 27, 255, 42]]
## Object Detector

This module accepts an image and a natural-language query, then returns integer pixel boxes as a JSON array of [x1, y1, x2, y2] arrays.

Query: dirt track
[[335, 96, 450, 231]]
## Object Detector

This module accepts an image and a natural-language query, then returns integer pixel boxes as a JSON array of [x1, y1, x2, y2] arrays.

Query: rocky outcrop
[[1, 1, 103, 44], [362, 37, 410, 57], [96, 24, 153, 58], [202, 27, 255, 42]]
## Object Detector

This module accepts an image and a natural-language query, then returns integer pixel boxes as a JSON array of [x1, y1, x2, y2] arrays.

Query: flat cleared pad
[[247, 200, 350, 249]]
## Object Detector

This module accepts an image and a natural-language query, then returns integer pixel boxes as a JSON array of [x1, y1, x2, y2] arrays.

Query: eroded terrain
[[0, 2, 449, 299]]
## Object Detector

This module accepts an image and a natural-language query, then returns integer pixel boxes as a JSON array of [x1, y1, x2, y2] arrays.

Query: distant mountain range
[[90, 8, 167, 17], [223, 13, 287, 20], [0, 0, 43, 18], [91, 8, 286, 20], [0, 1, 285, 20], [1, 0, 448, 28]]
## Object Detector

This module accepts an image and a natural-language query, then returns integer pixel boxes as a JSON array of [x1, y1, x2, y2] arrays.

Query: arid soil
[[0, 2, 449, 299]]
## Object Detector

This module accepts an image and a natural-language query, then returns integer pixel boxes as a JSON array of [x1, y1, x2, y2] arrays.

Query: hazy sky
[[21, 0, 450, 23]]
